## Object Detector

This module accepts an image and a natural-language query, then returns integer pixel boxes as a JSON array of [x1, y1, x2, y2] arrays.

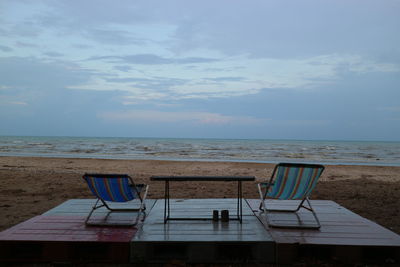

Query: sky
[[0, 0, 399, 141]]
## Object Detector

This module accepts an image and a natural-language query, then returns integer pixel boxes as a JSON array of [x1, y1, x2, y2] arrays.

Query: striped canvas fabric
[[266, 165, 324, 200], [84, 176, 136, 202]]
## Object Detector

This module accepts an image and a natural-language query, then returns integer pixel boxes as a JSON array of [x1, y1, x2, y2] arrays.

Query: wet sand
[[0, 156, 399, 234]]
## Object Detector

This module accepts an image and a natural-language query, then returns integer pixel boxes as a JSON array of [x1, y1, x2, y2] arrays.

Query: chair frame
[[258, 163, 324, 229], [83, 173, 149, 226]]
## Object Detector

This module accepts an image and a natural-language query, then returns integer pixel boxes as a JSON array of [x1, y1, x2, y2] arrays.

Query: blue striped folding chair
[[258, 163, 325, 229], [83, 173, 149, 226]]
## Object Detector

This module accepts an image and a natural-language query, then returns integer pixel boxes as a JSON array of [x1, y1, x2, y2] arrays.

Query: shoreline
[[0, 156, 399, 234], [1, 154, 399, 167]]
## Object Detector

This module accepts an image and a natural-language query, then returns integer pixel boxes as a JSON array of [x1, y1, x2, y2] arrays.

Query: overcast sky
[[0, 0, 399, 140]]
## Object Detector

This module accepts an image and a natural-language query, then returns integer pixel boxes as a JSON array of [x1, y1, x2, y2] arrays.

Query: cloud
[[84, 28, 147, 45], [177, 57, 220, 64], [8, 101, 28, 106], [378, 106, 400, 112], [3, 1, 400, 62], [88, 54, 219, 65], [32, 1, 157, 27], [100, 110, 266, 125], [113, 65, 132, 72], [43, 51, 64, 57], [0, 57, 93, 89], [308, 54, 400, 74], [15, 41, 39, 48], [105, 77, 188, 90], [274, 120, 330, 126], [72, 44, 92, 49], [168, 1, 400, 60], [205, 77, 245, 82], [69, 52, 400, 104], [0, 45, 12, 52]]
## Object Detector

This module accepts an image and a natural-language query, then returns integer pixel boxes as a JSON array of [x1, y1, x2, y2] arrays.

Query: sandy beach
[[0, 156, 399, 234]]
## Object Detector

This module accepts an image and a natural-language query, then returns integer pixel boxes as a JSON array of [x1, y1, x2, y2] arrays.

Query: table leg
[[167, 180, 170, 222], [239, 181, 242, 223], [163, 181, 166, 223], [164, 180, 169, 224], [237, 181, 240, 221]]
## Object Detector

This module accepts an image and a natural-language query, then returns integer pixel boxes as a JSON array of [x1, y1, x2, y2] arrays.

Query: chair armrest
[[259, 182, 274, 188], [131, 183, 146, 191]]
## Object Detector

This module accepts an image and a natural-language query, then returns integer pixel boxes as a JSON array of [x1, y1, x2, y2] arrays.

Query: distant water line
[[0, 136, 400, 166]]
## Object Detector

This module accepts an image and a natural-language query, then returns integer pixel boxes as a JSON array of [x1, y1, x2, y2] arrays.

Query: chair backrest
[[267, 163, 324, 200], [83, 174, 139, 202]]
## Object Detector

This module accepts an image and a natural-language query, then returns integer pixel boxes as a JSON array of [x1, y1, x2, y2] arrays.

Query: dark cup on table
[[221, 210, 229, 222], [213, 210, 219, 221]]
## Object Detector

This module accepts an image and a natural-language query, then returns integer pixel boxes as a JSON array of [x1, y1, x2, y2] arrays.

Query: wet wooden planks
[[247, 199, 400, 263], [247, 199, 400, 246], [0, 199, 156, 263], [0, 198, 399, 264], [131, 198, 275, 263], [0, 215, 137, 242], [43, 198, 157, 216]]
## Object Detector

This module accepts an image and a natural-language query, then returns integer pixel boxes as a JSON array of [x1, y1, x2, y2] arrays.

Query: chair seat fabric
[[267, 165, 323, 200], [85, 175, 135, 202]]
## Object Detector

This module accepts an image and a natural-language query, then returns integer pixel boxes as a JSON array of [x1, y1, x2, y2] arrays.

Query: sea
[[0, 136, 399, 166]]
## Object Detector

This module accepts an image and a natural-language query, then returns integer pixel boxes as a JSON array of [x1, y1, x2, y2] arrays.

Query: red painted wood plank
[[0, 215, 137, 242]]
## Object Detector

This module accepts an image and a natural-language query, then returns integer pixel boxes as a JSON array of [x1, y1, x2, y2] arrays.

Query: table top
[[150, 175, 256, 181]]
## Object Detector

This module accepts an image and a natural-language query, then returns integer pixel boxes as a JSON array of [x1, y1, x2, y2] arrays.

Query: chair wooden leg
[[85, 199, 102, 225], [257, 183, 267, 212], [139, 185, 149, 222], [305, 197, 321, 228], [85, 183, 149, 226], [260, 197, 321, 229]]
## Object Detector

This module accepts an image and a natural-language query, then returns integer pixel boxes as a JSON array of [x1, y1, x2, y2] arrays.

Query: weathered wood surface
[[247, 199, 400, 246], [0, 199, 158, 242], [0, 199, 157, 263], [0, 215, 137, 242], [0, 198, 399, 264], [131, 198, 275, 263], [43, 198, 157, 216], [133, 198, 272, 242]]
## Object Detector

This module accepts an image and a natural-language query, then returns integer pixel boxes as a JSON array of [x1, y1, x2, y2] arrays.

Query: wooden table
[[150, 175, 255, 223]]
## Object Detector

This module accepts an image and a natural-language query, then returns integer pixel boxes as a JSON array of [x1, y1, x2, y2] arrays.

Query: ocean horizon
[[1, 135, 399, 166]]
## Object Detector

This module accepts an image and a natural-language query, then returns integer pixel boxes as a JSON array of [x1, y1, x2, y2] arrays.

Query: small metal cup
[[221, 210, 229, 222], [212, 210, 219, 221]]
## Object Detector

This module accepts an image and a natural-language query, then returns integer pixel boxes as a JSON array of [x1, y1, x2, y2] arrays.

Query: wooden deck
[[0, 198, 399, 264], [247, 199, 400, 264], [132, 198, 274, 263], [0, 199, 156, 263]]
